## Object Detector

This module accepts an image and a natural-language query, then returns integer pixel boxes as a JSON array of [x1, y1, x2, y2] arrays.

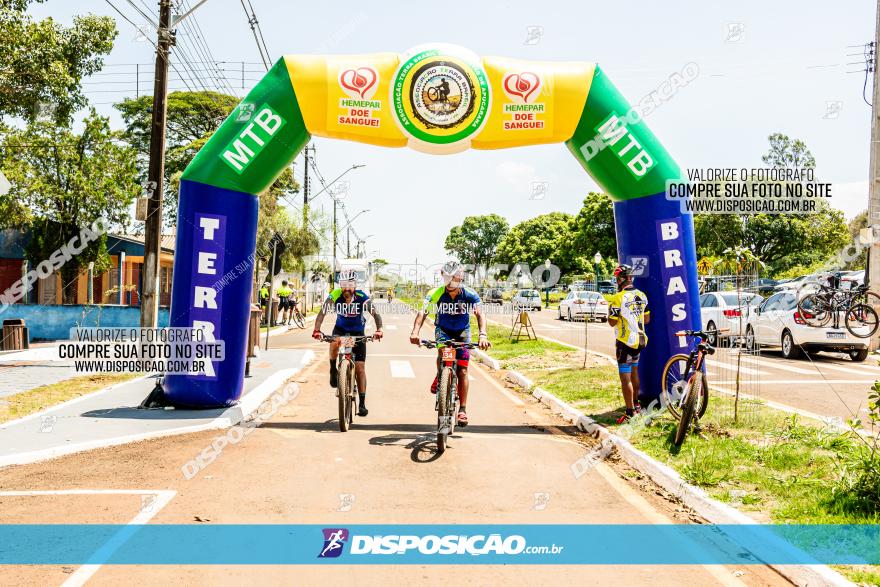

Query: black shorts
[[332, 326, 366, 362], [279, 297, 293, 310], [615, 340, 641, 373]]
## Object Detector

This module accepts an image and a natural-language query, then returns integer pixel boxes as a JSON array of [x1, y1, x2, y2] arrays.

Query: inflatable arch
[[165, 44, 701, 408]]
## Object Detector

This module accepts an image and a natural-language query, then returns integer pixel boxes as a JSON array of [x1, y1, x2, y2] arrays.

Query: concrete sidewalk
[[0, 344, 314, 468]]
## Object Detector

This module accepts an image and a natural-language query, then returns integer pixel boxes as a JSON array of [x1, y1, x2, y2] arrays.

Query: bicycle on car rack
[[796, 273, 879, 338]]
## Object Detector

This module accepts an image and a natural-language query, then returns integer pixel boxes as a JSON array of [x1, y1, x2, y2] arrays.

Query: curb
[[0, 350, 316, 469], [494, 364, 850, 586]]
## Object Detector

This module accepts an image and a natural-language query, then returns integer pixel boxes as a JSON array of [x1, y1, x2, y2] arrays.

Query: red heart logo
[[503, 72, 541, 102], [340, 67, 378, 99]]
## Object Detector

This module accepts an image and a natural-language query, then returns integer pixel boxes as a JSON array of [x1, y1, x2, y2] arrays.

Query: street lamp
[[308, 164, 365, 204], [544, 258, 551, 308], [593, 252, 603, 292]]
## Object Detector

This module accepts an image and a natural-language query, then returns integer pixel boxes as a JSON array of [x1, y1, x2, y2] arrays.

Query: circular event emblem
[[391, 44, 490, 153]]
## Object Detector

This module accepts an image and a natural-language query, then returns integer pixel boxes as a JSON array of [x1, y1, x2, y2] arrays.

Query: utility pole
[[347, 227, 351, 258], [332, 197, 337, 288], [140, 0, 174, 328], [302, 144, 313, 229], [868, 0, 880, 349]]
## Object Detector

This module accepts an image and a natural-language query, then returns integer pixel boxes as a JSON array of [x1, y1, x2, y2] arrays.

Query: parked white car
[[744, 291, 869, 361], [699, 291, 763, 345], [511, 289, 542, 311], [558, 291, 609, 322]]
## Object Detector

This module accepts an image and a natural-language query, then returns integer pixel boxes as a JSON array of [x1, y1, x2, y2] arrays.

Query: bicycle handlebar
[[319, 334, 374, 343], [420, 339, 479, 349], [674, 328, 729, 338]]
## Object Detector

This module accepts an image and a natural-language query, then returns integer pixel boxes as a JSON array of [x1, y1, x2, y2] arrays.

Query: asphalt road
[[0, 302, 788, 585], [502, 303, 878, 426]]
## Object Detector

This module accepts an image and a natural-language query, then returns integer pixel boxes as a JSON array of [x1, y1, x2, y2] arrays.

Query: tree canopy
[[0, 0, 117, 124], [444, 214, 509, 273], [0, 111, 140, 302]]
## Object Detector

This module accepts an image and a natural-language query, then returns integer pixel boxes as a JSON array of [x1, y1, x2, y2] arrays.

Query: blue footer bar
[[0, 524, 878, 565]]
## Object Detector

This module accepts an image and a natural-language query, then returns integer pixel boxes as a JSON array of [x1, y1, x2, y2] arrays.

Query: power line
[[239, 0, 271, 70]]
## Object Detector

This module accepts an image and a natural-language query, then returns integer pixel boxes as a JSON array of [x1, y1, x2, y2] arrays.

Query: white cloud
[[495, 161, 540, 193]]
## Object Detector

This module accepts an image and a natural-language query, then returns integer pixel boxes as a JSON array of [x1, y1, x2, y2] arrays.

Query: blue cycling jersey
[[422, 285, 481, 332]]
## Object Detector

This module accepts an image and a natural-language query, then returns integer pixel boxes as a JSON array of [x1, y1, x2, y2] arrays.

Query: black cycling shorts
[[332, 326, 366, 362], [278, 297, 293, 310], [615, 340, 641, 373]]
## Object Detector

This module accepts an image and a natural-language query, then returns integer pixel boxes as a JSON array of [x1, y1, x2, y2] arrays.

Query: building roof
[[113, 232, 176, 253]]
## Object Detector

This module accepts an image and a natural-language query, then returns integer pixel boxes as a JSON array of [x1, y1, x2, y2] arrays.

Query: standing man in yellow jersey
[[605, 264, 650, 423]]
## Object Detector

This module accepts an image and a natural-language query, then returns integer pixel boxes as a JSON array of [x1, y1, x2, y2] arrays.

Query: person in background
[[259, 281, 270, 325], [604, 264, 650, 424], [277, 280, 293, 326]]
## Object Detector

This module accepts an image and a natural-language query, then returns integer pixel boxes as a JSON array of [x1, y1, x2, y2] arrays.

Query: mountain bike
[[660, 329, 723, 446], [797, 277, 879, 338], [321, 334, 373, 432], [420, 339, 477, 454]]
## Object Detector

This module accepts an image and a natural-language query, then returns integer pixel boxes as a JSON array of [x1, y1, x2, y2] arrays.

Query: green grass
[[479, 320, 571, 366], [0, 373, 142, 424], [478, 336, 880, 582]]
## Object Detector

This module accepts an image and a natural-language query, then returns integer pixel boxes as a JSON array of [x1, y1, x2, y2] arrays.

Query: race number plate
[[341, 336, 355, 353], [441, 347, 456, 362]]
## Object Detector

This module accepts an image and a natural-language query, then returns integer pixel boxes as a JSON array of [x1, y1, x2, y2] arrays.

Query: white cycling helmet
[[338, 269, 358, 286], [440, 261, 465, 279]]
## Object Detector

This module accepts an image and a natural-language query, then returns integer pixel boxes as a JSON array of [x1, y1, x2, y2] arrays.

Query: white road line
[[810, 361, 877, 377], [383, 324, 398, 330], [752, 358, 819, 375], [711, 379, 870, 385], [708, 362, 767, 376], [371, 353, 434, 358], [0, 489, 176, 586], [389, 360, 415, 378]]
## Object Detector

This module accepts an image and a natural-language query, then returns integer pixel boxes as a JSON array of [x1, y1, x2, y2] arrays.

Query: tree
[[0, 111, 140, 303], [0, 1, 117, 124], [444, 214, 509, 276], [694, 133, 848, 276], [115, 91, 240, 224], [495, 212, 582, 276], [256, 170, 318, 274], [761, 133, 816, 170], [847, 210, 868, 271], [570, 192, 617, 262]]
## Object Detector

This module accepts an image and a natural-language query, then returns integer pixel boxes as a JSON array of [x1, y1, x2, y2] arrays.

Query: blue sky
[[33, 1, 877, 266]]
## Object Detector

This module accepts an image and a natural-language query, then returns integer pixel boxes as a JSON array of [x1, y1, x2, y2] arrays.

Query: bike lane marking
[[389, 360, 415, 378], [0, 489, 177, 587]]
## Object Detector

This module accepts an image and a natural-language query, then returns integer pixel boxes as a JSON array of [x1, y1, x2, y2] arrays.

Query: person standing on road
[[312, 269, 384, 417], [259, 281, 270, 324], [605, 264, 650, 423], [277, 280, 294, 326], [409, 261, 490, 427]]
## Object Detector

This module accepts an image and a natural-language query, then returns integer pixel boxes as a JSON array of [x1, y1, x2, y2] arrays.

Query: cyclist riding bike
[[277, 280, 294, 326], [604, 264, 650, 424], [409, 261, 490, 427], [313, 269, 384, 417]]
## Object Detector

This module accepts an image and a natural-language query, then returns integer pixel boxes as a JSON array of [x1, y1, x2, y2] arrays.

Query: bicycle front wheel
[[846, 304, 879, 338], [674, 372, 700, 447], [293, 309, 305, 329], [337, 361, 351, 432], [661, 354, 690, 420], [436, 367, 452, 454]]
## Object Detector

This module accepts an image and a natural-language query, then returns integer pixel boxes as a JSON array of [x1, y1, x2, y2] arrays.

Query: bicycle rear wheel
[[661, 354, 689, 420], [436, 367, 452, 454], [797, 293, 831, 328], [673, 372, 700, 447], [846, 304, 879, 338], [337, 360, 351, 432], [293, 308, 305, 329]]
